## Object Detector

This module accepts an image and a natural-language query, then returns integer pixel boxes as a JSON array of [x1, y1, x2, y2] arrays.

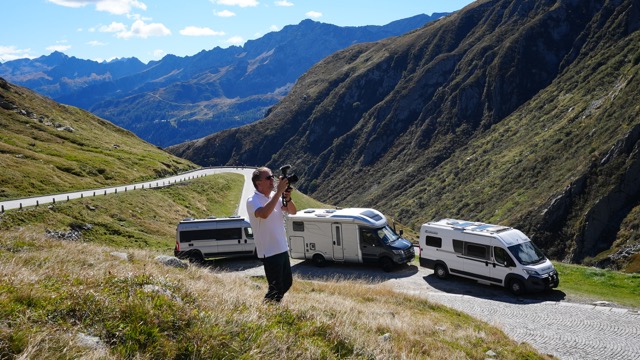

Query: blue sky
[[2, 0, 475, 64]]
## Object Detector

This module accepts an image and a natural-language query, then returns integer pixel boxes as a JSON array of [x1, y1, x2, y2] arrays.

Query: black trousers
[[262, 251, 293, 302]]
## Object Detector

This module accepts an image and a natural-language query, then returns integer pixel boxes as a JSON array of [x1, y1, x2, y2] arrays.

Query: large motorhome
[[174, 216, 254, 263], [419, 219, 559, 295], [286, 208, 415, 271]]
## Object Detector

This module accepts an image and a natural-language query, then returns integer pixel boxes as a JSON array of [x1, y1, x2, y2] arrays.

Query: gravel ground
[[209, 257, 640, 360]]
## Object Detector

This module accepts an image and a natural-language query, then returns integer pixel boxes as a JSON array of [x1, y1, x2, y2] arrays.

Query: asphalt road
[[0, 167, 254, 213]]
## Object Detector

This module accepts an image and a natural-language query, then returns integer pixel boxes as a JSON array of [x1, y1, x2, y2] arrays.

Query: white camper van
[[419, 219, 559, 295], [174, 216, 254, 263], [286, 208, 415, 271]]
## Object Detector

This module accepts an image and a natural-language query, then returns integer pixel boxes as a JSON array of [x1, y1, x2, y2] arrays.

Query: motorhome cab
[[419, 219, 559, 295], [174, 216, 254, 263], [286, 208, 415, 272]]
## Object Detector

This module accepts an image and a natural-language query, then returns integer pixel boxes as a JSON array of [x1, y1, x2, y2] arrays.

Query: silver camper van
[[286, 208, 415, 271], [419, 219, 559, 295], [174, 216, 254, 263]]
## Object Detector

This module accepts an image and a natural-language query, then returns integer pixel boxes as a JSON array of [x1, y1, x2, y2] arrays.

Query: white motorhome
[[286, 208, 415, 272], [174, 216, 254, 263], [419, 219, 559, 295]]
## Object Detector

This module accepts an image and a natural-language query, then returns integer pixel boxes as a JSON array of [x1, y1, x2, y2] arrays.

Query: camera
[[279, 164, 298, 186], [279, 165, 298, 206]]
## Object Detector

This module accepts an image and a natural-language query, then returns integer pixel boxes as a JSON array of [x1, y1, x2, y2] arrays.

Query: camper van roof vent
[[206, 216, 217, 219], [182, 217, 194, 221], [304, 209, 316, 213]]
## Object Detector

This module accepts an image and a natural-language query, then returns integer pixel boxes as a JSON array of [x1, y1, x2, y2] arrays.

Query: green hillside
[[0, 77, 196, 201]]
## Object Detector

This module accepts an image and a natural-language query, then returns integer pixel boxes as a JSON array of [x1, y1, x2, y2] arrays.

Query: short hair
[[251, 167, 271, 189]]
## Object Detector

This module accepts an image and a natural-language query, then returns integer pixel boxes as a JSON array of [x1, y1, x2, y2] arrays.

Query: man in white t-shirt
[[246, 167, 297, 302]]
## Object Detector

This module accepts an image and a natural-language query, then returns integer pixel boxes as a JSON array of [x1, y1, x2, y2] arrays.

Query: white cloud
[[305, 11, 322, 19], [46, 44, 73, 52], [226, 36, 245, 45], [47, 0, 147, 15], [275, 0, 293, 6], [99, 22, 128, 33], [0, 46, 34, 61], [215, 10, 236, 17], [180, 26, 225, 37], [87, 40, 107, 46], [115, 19, 171, 39], [269, 25, 280, 31], [212, 0, 258, 8]]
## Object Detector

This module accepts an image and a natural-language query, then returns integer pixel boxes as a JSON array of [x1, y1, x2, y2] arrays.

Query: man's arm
[[282, 188, 297, 215], [255, 178, 288, 219]]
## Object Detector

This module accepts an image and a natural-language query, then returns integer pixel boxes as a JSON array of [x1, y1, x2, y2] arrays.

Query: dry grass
[[0, 227, 549, 359]]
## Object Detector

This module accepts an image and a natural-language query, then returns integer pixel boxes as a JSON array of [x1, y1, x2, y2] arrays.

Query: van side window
[[292, 221, 304, 232], [424, 236, 442, 248], [465, 243, 489, 259], [494, 247, 513, 267], [453, 239, 464, 254], [244, 227, 253, 239], [215, 227, 242, 241], [359, 228, 378, 246], [180, 230, 213, 243]]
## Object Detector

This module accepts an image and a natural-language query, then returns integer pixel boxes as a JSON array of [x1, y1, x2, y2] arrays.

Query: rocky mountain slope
[[167, 0, 640, 271], [1, 15, 445, 147]]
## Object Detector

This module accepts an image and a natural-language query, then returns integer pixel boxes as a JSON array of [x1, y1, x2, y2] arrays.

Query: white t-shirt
[[246, 190, 289, 258]]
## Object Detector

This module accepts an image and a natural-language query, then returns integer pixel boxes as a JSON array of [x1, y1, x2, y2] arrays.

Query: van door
[[332, 223, 344, 261], [214, 227, 246, 256], [243, 226, 255, 253], [461, 240, 495, 283], [491, 245, 516, 286], [359, 227, 382, 264]]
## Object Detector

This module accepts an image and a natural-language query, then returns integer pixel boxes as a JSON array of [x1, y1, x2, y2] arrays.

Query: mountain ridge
[[0, 15, 447, 147]]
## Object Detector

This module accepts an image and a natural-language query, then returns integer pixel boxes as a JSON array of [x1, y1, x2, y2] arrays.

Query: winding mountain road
[[3, 167, 639, 359]]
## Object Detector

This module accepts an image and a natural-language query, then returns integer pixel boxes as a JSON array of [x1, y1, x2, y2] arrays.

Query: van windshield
[[508, 241, 546, 265], [377, 226, 400, 245]]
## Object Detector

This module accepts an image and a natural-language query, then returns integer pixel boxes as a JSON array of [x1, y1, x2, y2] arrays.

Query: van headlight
[[524, 269, 539, 276], [393, 249, 405, 255]]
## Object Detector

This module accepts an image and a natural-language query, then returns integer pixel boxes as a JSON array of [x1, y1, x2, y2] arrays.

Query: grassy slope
[[0, 80, 196, 200]]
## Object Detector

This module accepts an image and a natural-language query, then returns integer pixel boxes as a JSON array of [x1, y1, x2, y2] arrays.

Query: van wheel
[[188, 251, 204, 265], [434, 263, 448, 279], [380, 257, 394, 272], [312, 254, 326, 267], [508, 278, 526, 295]]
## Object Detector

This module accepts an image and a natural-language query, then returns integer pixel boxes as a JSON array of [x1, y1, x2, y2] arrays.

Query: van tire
[[508, 278, 526, 295], [380, 257, 394, 272], [312, 254, 327, 267], [188, 251, 205, 264], [434, 263, 449, 279]]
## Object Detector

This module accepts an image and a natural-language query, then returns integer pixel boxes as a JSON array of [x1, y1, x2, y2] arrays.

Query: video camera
[[279, 164, 298, 206]]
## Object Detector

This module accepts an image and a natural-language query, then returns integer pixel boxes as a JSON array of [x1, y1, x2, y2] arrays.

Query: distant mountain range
[[0, 14, 447, 147], [167, 0, 640, 272]]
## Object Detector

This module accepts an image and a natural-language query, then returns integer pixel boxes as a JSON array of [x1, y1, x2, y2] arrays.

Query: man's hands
[[276, 176, 289, 196]]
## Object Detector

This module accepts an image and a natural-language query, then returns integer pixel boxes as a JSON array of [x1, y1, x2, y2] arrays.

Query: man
[[246, 167, 297, 302]]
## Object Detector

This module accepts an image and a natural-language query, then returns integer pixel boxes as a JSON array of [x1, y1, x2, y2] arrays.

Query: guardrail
[[0, 166, 256, 213]]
